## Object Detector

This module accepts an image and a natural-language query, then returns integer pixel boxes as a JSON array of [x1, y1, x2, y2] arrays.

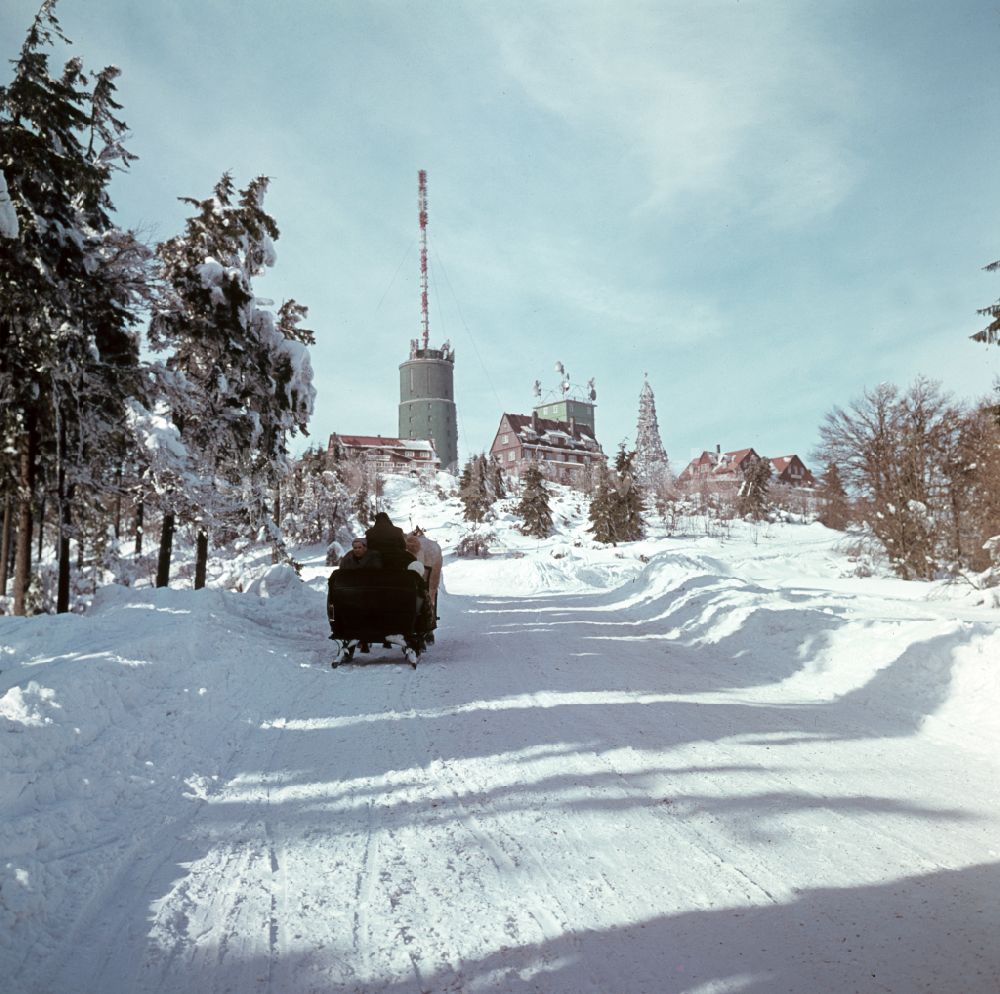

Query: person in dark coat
[[331, 537, 382, 653], [365, 512, 415, 570], [338, 537, 383, 570]]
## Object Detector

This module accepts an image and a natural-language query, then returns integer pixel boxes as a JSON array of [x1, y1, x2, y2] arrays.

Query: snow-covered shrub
[[455, 530, 497, 558]]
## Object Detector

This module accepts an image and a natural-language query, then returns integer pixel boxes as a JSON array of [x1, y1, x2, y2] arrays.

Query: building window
[[507, 450, 515, 462], [501, 433, 509, 444]]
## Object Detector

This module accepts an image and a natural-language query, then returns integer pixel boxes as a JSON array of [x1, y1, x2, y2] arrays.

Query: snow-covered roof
[[501, 413, 599, 449], [333, 434, 435, 453]]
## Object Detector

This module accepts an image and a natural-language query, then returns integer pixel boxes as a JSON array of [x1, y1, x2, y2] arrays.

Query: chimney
[[716, 443, 721, 454], [568, 416, 576, 436], [532, 411, 540, 433]]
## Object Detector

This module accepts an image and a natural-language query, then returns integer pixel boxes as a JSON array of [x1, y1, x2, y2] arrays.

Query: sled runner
[[327, 568, 433, 668]]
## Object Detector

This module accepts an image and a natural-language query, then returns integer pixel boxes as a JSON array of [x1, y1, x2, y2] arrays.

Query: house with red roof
[[676, 447, 761, 488], [768, 454, 816, 488], [676, 447, 815, 492], [489, 412, 605, 484], [327, 433, 440, 474]]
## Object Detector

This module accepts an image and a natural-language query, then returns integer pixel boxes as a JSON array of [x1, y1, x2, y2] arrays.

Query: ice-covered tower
[[398, 170, 459, 472], [634, 374, 669, 484]]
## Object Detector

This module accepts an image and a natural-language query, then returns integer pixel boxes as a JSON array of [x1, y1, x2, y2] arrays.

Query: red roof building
[[676, 447, 761, 487], [768, 454, 816, 488], [327, 433, 440, 473], [676, 447, 815, 490], [489, 412, 605, 484]]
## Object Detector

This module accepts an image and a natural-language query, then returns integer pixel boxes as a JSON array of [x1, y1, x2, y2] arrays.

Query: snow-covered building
[[676, 447, 760, 488], [769, 454, 816, 488], [676, 446, 815, 491], [489, 412, 605, 485], [327, 433, 440, 473]]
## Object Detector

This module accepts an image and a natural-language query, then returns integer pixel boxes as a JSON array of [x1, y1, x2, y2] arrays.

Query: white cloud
[[485, 3, 863, 226]]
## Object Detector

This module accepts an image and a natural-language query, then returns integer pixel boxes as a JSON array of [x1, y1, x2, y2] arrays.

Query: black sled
[[327, 568, 434, 668]]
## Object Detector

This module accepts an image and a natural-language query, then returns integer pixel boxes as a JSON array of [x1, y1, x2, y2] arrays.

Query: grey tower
[[399, 339, 458, 472]]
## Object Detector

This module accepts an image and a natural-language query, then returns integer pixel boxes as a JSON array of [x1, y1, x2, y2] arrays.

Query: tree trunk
[[113, 463, 123, 540], [270, 484, 282, 564], [156, 510, 174, 588], [36, 492, 45, 561], [0, 495, 11, 596], [13, 427, 36, 616], [57, 489, 72, 615], [134, 499, 144, 557], [194, 529, 208, 590]]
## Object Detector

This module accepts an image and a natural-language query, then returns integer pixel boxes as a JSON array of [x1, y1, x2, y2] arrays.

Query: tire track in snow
[[352, 798, 383, 978], [38, 666, 322, 994]]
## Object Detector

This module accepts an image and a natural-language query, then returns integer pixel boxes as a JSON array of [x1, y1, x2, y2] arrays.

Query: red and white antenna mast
[[418, 169, 430, 350]]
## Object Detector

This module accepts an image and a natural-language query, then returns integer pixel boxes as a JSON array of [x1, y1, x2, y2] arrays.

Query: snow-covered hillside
[[2, 475, 998, 993]]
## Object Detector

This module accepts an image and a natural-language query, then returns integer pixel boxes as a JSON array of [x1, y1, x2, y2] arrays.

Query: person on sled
[[365, 512, 416, 570], [338, 537, 382, 570], [331, 538, 382, 652]]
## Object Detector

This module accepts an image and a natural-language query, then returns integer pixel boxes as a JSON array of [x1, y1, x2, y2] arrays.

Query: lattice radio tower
[[398, 169, 459, 471], [418, 168, 430, 350]]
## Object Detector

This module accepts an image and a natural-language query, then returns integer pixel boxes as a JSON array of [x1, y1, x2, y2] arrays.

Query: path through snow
[[2, 522, 999, 993]]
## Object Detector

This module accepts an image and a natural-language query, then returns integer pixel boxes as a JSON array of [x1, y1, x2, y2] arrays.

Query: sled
[[327, 568, 432, 668]]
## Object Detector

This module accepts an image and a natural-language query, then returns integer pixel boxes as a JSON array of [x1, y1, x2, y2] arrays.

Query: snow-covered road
[[4, 527, 999, 994]]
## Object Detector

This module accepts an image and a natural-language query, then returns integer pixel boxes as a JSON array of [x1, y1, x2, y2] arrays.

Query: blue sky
[[5, 0, 1000, 471]]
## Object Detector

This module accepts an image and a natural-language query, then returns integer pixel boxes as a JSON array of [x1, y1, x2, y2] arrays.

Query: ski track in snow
[[2, 494, 1000, 993]]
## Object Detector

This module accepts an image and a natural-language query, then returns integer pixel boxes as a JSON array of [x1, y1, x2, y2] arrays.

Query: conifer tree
[[1, 2, 146, 612], [634, 376, 670, 488], [489, 455, 507, 501], [352, 477, 373, 529], [459, 454, 491, 523], [972, 256, 1000, 345], [817, 462, 851, 530], [516, 460, 553, 537], [612, 444, 646, 542], [148, 173, 314, 584], [588, 464, 618, 544], [737, 456, 772, 521]]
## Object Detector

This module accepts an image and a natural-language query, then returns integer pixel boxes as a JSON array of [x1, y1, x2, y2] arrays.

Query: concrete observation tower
[[398, 170, 458, 472]]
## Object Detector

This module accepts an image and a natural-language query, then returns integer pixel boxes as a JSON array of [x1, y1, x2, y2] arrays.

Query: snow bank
[[2, 472, 998, 993]]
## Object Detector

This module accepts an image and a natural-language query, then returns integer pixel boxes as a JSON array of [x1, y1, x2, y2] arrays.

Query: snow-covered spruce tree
[[148, 173, 314, 586], [972, 255, 1000, 345], [278, 446, 352, 549], [516, 459, 553, 538], [0, 3, 148, 613], [817, 462, 851, 530], [459, 455, 491, 523], [352, 477, 373, 530], [489, 455, 507, 501], [588, 464, 618, 544], [737, 455, 772, 522], [611, 444, 645, 542], [634, 375, 670, 490]]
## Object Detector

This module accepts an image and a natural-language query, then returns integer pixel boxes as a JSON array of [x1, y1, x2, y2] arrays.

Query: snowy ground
[[2, 476, 999, 993]]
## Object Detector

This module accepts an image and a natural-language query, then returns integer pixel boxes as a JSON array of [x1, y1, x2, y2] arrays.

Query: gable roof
[[677, 447, 761, 481], [332, 434, 435, 452], [497, 413, 600, 450]]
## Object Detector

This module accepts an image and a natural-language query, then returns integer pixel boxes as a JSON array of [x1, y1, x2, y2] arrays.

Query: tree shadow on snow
[[70, 860, 998, 994]]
